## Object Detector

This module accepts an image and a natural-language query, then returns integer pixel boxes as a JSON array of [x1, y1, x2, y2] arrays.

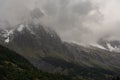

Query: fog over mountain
[[0, 0, 120, 45]]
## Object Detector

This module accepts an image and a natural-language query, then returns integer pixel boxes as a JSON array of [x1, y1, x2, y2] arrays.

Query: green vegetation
[[112, 76, 120, 80], [0, 45, 75, 80], [0, 44, 119, 80]]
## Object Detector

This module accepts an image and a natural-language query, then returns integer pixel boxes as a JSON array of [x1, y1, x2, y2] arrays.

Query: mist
[[0, 0, 120, 45]]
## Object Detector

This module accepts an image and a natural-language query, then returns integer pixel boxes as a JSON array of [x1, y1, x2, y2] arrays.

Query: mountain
[[0, 23, 64, 57], [0, 44, 78, 80], [0, 23, 120, 80], [98, 39, 120, 52]]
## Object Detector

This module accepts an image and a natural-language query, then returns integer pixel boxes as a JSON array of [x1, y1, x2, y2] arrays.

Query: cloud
[[90, 0, 120, 42], [0, 0, 120, 45], [38, 0, 96, 40]]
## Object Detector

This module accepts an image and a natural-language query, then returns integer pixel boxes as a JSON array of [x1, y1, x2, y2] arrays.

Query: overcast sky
[[0, 0, 120, 45]]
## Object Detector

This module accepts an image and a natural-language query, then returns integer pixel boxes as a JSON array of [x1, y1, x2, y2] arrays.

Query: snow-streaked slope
[[106, 43, 120, 52], [1, 23, 120, 78], [90, 43, 107, 50], [98, 39, 120, 52], [0, 24, 36, 43]]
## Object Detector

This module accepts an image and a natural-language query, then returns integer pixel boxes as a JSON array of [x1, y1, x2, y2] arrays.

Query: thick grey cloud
[[38, 0, 102, 44], [0, 0, 120, 45]]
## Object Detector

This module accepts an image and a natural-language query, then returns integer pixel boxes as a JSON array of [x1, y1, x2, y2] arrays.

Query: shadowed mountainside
[[0, 23, 120, 80], [0, 44, 79, 80]]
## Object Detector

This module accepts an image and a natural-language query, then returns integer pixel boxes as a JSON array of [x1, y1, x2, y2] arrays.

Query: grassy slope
[[0, 45, 79, 80], [0, 44, 119, 80]]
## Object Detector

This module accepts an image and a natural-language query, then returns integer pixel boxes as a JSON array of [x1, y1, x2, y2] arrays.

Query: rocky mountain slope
[[98, 39, 120, 52], [0, 23, 120, 80], [0, 43, 76, 80]]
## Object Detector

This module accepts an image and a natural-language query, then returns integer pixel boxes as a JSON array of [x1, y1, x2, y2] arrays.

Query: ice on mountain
[[17, 24, 24, 32], [107, 43, 120, 52], [2, 30, 13, 38], [5, 37, 10, 43], [90, 44, 106, 50], [107, 43, 114, 51], [0, 29, 14, 43]]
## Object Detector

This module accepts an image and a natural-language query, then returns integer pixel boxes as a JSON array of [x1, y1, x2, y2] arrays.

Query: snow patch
[[107, 43, 115, 51], [5, 37, 10, 43], [17, 24, 24, 32], [3, 30, 13, 38], [17, 24, 35, 35], [69, 41, 87, 47], [107, 43, 120, 52], [1, 29, 14, 43], [90, 44, 106, 50]]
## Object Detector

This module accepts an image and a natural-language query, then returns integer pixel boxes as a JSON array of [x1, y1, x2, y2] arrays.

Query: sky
[[0, 0, 120, 45]]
